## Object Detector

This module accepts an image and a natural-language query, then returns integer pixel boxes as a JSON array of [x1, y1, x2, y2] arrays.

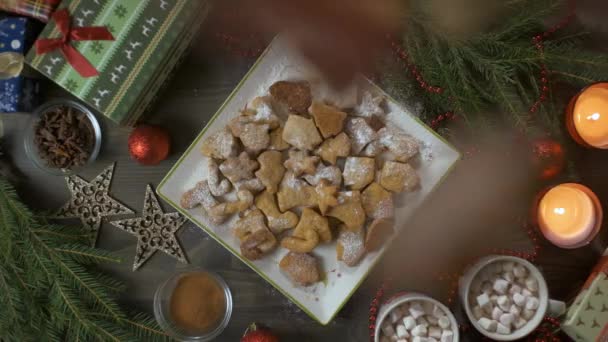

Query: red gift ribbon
[[35, 8, 114, 78]]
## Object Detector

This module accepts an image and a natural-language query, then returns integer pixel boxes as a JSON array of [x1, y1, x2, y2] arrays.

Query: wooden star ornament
[[55, 163, 133, 246], [110, 184, 188, 271]]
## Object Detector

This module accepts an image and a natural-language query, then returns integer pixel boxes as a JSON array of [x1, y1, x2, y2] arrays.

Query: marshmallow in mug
[[468, 260, 540, 335], [379, 300, 455, 342]]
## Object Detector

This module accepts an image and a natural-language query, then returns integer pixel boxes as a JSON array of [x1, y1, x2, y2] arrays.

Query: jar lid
[[573, 83, 608, 148], [538, 183, 596, 248]]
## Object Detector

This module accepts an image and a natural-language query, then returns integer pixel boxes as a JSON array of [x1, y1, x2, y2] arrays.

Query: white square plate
[[157, 36, 461, 325]]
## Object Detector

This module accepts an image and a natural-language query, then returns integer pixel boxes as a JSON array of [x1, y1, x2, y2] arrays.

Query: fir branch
[[54, 244, 122, 264], [0, 177, 169, 341], [383, 0, 605, 141]]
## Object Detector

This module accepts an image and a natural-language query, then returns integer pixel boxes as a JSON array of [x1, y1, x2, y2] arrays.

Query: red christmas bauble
[[128, 125, 170, 165], [241, 323, 279, 342], [531, 138, 565, 180]]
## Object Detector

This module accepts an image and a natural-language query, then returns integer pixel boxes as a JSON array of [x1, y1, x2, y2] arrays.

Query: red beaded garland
[[388, 0, 576, 130]]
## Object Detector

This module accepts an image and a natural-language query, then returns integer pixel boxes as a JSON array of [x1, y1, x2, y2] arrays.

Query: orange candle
[[537, 183, 602, 249], [566, 82, 608, 148]]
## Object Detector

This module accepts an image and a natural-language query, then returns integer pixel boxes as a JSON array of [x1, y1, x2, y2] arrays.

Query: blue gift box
[[0, 16, 41, 113]]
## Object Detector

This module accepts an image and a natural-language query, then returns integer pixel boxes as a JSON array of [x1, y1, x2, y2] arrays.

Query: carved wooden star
[[110, 185, 188, 271], [56, 163, 133, 246]]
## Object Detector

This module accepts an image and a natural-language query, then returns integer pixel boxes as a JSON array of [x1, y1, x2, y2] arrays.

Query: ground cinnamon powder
[[169, 273, 226, 333]]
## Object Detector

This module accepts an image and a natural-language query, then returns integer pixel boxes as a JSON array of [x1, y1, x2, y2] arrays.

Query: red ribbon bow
[[35, 9, 114, 78]]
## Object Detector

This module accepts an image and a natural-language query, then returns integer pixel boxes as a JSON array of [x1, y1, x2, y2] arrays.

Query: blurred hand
[[215, 0, 402, 88]]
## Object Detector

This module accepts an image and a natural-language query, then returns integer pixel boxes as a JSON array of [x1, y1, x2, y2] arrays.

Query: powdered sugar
[[202, 129, 238, 160], [420, 140, 434, 162], [355, 91, 385, 118], [338, 229, 365, 266], [207, 159, 231, 196], [281, 171, 307, 190], [235, 178, 265, 193], [303, 164, 342, 186], [181, 181, 218, 210], [345, 117, 377, 154], [378, 124, 419, 162]]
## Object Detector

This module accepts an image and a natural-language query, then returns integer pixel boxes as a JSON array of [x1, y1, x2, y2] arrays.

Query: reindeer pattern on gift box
[[85, 0, 176, 111], [28, 0, 207, 124]]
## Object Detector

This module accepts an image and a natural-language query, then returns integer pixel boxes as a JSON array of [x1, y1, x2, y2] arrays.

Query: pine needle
[[382, 0, 608, 141], [0, 177, 168, 341]]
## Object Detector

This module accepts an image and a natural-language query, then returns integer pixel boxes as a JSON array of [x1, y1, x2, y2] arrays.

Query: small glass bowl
[[24, 99, 102, 176], [154, 270, 233, 341]]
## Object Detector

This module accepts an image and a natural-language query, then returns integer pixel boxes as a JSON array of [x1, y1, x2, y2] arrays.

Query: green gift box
[[25, 0, 209, 126], [563, 256, 608, 341]]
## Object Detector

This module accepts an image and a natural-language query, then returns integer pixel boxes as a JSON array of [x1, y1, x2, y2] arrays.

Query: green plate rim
[[157, 36, 462, 325]]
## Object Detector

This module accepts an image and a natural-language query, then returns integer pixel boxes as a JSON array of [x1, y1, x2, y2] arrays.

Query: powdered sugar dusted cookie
[[255, 151, 285, 194], [219, 152, 259, 184], [181, 181, 226, 224], [310, 102, 347, 138], [239, 123, 271, 154], [284, 150, 320, 176], [282, 115, 323, 151], [247, 96, 281, 129], [327, 191, 366, 231], [292, 208, 332, 243], [254, 190, 299, 233], [360, 140, 384, 157], [270, 80, 312, 114], [303, 163, 342, 187], [380, 161, 420, 193], [234, 209, 277, 260], [207, 158, 231, 196], [201, 128, 238, 160], [235, 178, 266, 194], [345, 117, 378, 154], [343, 157, 375, 190], [355, 91, 385, 118], [337, 227, 366, 267], [207, 190, 254, 217], [279, 252, 320, 286], [378, 124, 419, 162], [315, 132, 351, 165], [315, 180, 339, 215], [277, 171, 318, 212], [268, 126, 290, 151], [361, 182, 394, 219]]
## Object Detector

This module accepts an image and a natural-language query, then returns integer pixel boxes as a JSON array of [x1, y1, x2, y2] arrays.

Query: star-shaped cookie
[[315, 179, 339, 215], [55, 163, 133, 246], [110, 185, 188, 271]]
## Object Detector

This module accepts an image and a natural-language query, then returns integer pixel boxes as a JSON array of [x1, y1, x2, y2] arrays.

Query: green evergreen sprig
[[381, 0, 608, 138], [0, 178, 171, 342]]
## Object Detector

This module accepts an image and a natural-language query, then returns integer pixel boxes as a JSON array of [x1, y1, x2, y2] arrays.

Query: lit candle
[[537, 183, 602, 249], [566, 82, 608, 148]]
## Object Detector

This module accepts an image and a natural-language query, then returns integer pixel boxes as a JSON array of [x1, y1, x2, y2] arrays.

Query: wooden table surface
[[3, 3, 608, 341]]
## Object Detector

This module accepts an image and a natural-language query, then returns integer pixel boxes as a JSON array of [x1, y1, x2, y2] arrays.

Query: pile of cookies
[[379, 300, 455, 342], [468, 261, 540, 335], [181, 80, 421, 286]]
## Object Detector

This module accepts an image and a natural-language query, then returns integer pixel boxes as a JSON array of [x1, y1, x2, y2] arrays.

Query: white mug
[[374, 292, 460, 342], [459, 255, 566, 341]]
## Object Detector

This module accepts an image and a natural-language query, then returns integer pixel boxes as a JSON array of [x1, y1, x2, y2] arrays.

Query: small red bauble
[[128, 125, 170, 165], [241, 323, 279, 342], [531, 138, 565, 180]]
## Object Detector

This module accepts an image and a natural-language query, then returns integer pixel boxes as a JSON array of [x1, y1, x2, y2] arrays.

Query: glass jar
[[153, 270, 233, 341], [23, 99, 102, 176]]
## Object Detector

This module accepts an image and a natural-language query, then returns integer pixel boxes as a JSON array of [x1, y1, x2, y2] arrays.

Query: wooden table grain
[[3, 3, 608, 341]]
